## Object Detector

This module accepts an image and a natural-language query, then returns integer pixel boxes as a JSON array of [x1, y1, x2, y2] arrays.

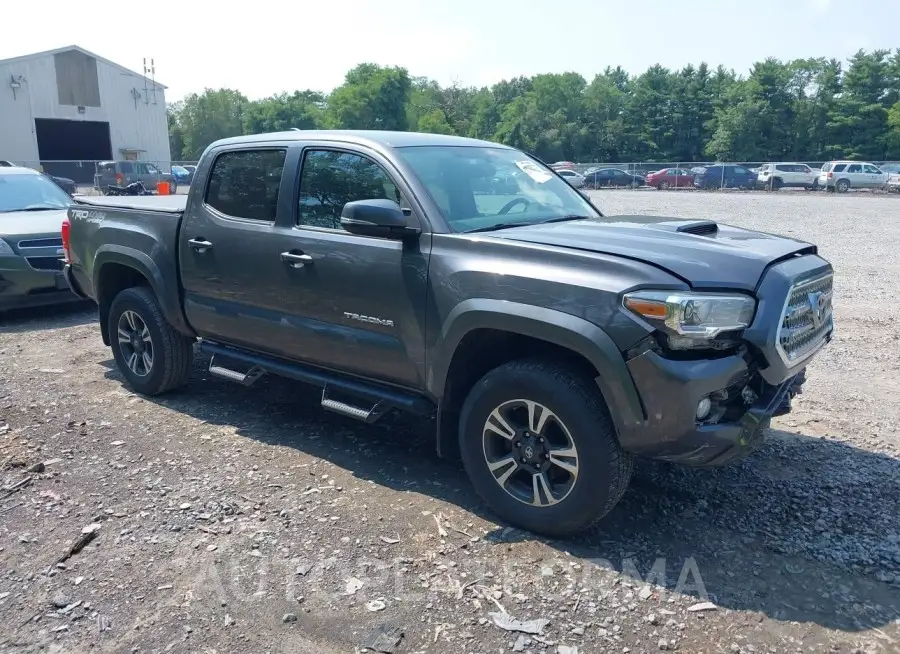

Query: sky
[[2, 0, 898, 101]]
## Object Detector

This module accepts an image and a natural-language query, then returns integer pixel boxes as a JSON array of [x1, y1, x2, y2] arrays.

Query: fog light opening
[[696, 397, 712, 420]]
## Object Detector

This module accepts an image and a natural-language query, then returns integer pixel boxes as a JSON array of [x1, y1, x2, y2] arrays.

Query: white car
[[556, 169, 585, 188], [756, 163, 819, 190], [819, 161, 889, 193], [882, 163, 900, 193]]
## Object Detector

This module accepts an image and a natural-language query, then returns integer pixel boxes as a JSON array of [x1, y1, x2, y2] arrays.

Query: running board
[[196, 340, 434, 417], [208, 355, 265, 386], [321, 388, 387, 423]]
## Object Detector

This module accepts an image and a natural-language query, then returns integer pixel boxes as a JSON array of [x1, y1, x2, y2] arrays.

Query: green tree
[[326, 64, 411, 130], [176, 88, 248, 160], [242, 91, 325, 134]]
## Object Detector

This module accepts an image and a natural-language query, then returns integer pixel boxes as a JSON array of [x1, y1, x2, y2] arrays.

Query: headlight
[[623, 290, 756, 340], [0, 238, 15, 256]]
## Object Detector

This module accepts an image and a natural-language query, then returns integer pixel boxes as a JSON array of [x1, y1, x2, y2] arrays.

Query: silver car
[[0, 167, 79, 310]]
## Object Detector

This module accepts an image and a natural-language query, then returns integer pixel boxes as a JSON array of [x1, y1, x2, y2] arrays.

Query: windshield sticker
[[515, 160, 553, 184]]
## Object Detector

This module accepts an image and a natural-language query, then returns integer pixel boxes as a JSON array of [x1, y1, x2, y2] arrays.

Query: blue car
[[693, 164, 757, 190], [170, 165, 193, 185]]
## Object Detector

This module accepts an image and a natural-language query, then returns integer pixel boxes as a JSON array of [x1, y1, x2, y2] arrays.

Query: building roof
[[215, 130, 508, 150], [0, 45, 167, 89]]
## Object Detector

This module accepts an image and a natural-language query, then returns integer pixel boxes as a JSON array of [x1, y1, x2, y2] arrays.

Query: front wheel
[[459, 359, 632, 537], [108, 286, 194, 395]]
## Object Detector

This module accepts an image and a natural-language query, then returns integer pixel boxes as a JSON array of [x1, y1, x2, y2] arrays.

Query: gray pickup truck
[[62, 130, 834, 537]]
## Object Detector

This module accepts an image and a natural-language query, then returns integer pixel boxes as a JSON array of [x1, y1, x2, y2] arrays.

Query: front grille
[[18, 237, 62, 249], [776, 273, 834, 365], [26, 257, 63, 271]]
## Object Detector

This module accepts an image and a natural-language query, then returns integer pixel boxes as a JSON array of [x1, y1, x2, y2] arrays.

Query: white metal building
[[0, 45, 170, 183]]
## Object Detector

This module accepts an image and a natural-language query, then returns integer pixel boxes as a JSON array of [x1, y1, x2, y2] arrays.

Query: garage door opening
[[34, 118, 112, 183]]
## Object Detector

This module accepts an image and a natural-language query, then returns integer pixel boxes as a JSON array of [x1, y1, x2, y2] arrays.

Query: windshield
[[0, 173, 73, 213], [397, 146, 599, 232]]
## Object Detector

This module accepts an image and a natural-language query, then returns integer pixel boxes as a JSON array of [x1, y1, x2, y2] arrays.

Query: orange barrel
[[157, 181, 170, 195]]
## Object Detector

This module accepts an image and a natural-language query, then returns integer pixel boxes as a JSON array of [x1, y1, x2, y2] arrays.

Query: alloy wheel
[[117, 310, 154, 377], [482, 399, 579, 507]]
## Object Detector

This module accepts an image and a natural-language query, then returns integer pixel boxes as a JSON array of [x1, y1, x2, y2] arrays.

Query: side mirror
[[340, 199, 420, 239]]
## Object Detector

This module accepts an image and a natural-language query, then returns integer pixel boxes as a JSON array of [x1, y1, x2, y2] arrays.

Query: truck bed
[[74, 194, 188, 214]]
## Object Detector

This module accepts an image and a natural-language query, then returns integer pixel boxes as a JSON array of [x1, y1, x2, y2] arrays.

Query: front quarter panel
[[426, 233, 688, 424]]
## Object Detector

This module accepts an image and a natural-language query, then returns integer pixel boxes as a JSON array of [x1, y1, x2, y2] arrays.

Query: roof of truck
[[211, 130, 510, 150]]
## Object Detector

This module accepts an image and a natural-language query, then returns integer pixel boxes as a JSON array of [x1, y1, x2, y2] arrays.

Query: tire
[[810, 179, 819, 191], [657, 182, 669, 190], [458, 359, 632, 537], [836, 179, 850, 193], [108, 286, 194, 395]]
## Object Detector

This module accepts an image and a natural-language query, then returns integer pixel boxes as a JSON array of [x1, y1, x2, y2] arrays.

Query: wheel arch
[[93, 246, 192, 345], [430, 300, 645, 459]]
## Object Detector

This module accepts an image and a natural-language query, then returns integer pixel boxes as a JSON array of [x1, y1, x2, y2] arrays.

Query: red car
[[646, 167, 693, 189]]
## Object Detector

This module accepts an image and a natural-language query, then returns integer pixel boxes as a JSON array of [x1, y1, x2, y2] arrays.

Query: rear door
[[845, 163, 863, 187], [179, 145, 293, 349]]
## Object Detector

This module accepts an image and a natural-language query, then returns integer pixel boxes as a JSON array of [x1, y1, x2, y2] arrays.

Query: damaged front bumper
[[617, 349, 804, 466]]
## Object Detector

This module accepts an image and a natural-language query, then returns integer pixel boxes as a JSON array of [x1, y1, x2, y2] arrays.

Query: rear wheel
[[836, 179, 850, 193], [659, 180, 670, 190], [108, 286, 194, 395], [459, 359, 632, 537]]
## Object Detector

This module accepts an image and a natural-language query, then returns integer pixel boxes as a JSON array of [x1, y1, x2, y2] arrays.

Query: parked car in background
[[819, 161, 889, 193], [551, 161, 576, 171], [756, 163, 819, 190], [183, 165, 198, 180], [583, 168, 644, 188], [94, 161, 178, 195], [880, 163, 900, 192], [646, 168, 693, 189], [171, 165, 193, 185], [693, 164, 757, 190], [0, 166, 78, 310], [556, 169, 585, 188]]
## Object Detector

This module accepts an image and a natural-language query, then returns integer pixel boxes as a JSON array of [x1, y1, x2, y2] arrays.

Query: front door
[[269, 146, 429, 389]]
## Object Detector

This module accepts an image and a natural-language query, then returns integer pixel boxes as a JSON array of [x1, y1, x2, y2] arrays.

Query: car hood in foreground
[[491, 215, 817, 291], [0, 209, 69, 240]]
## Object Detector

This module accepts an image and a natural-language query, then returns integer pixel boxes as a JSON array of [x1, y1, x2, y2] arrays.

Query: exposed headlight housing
[[623, 290, 757, 349]]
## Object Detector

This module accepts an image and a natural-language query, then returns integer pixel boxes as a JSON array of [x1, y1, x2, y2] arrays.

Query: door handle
[[281, 251, 313, 268], [188, 238, 213, 252]]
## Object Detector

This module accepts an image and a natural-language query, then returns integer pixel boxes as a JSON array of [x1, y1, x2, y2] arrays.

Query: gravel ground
[[1, 190, 899, 653]]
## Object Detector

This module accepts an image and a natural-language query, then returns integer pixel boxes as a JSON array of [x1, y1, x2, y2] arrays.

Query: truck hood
[[0, 209, 68, 239], [492, 215, 816, 291]]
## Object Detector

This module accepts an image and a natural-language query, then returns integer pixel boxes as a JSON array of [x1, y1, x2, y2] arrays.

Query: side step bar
[[197, 340, 434, 421], [321, 388, 387, 424], [208, 355, 265, 386]]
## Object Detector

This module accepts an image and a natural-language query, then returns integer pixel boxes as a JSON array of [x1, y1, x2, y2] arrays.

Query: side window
[[775, 164, 786, 172], [119, 162, 134, 174], [205, 149, 286, 222], [832, 163, 846, 172], [846, 164, 862, 173], [298, 150, 402, 231], [863, 164, 881, 174], [146, 163, 160, 175], [734, 166, 748, 174], [133, 163, 148, 174]]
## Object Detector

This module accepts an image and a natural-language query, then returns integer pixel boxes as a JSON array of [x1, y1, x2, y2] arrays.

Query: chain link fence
[[5, 160, 200, 195], [5, 159, 900, 196]]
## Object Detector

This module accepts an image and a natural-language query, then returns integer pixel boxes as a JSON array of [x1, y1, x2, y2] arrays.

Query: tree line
[[168, 50, 900, 165]]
